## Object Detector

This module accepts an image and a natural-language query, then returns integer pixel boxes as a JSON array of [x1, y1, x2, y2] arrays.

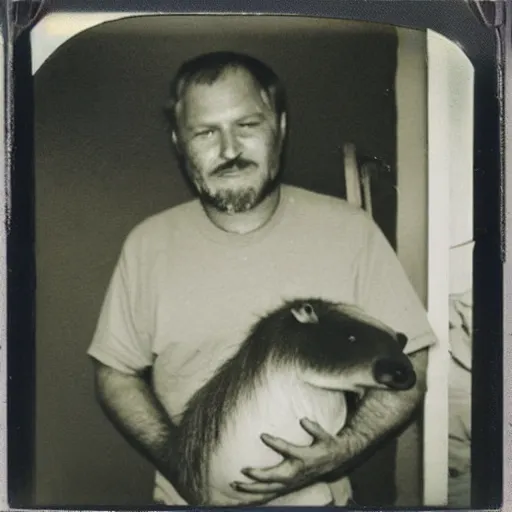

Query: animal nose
[[373, 358, 416, 390]]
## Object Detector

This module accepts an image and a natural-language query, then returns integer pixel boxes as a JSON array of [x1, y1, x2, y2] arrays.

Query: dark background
[[31, 15, 400, 508]]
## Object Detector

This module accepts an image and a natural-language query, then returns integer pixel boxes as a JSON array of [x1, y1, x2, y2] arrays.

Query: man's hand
[[231, 418, 344, 498], [233, 348, 428, 501]]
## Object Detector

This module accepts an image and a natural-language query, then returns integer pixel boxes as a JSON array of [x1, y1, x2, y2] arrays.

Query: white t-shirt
[[88, 184, 437, 505]]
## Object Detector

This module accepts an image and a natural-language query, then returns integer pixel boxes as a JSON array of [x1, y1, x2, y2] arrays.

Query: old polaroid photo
[[1, 2, 504, 510]]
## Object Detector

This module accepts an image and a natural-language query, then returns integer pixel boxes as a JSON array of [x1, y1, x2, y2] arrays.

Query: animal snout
[[372, 358, 416, 390]]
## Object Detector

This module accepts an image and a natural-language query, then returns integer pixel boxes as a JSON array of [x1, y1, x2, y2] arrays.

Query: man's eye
[[195, 129, 214, 138], [239, 121, 260, 128]]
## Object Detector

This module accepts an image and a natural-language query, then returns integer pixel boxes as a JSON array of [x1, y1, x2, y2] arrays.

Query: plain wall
[[31, 14, 426, 507]]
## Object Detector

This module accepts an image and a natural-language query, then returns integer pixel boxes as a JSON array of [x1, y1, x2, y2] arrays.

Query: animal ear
[[291, 303, 319, 324], [396, 333, 408, 350]]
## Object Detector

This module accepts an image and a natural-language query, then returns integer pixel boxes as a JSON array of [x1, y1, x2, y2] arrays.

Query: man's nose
[[219, 129, 241, 160]]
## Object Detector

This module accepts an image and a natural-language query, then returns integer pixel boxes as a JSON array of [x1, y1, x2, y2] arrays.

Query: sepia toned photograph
[[6, 10, 479, 509]]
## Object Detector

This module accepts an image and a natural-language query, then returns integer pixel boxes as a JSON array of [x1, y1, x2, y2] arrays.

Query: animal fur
[[173, 298, 415, 505]]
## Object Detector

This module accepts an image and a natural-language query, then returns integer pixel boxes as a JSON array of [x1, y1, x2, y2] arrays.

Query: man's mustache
[[211, 156, 256, 176]]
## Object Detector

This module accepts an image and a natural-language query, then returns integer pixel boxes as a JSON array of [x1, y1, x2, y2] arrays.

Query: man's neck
[[202, 187, 281, 235]]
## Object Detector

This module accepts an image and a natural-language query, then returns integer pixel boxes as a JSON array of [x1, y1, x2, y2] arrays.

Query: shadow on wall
[[32, 14, 406, 507]]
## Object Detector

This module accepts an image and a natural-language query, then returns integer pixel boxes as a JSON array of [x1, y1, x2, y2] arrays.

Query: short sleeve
[[354, 212, 438, 355], [87, 232, 154, 374]]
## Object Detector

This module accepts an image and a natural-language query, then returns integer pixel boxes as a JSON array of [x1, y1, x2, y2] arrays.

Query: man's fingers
[[225, 487, 277, 506], [240, 463, 298, 484], [231, 480, 286, 494], [260, 433, 304, 458], [299, 417, 332, 441], [242, 466, 282, 483]]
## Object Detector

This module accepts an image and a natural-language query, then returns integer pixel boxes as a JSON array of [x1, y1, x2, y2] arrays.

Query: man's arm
[[332, 347, 428, 471], [233, 347, 429, 496], [93, 360, 183, 492]]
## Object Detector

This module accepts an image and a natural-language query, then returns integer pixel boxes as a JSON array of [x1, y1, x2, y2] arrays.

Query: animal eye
[[291, 303, 319, 324], [349, 335, 356, 343], [303, 304, 314, 315]]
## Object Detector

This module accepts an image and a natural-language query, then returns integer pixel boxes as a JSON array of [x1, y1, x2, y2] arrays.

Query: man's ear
[[280, 113, 287, 136], [276, 112, 287, 148], [171, 130, 182, 154]]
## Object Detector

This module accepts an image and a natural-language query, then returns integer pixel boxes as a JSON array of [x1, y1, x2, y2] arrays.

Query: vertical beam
[[423, 28, 474, 505], [423, 28, 451, 506], [395, 28, 428, 305], [395, 27, 428, 506]]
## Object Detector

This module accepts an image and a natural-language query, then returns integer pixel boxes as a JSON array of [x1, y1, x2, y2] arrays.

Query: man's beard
[[189, 157, 281, 214], [196, 175, 278, 214]]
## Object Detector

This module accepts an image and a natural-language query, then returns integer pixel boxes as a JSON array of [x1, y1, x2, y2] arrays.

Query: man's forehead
[[178, 69, 273, 117]]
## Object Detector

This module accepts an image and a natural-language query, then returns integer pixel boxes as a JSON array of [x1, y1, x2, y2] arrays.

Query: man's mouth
[[212, 160, 254, 177], [215, 167, 243, 177]]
